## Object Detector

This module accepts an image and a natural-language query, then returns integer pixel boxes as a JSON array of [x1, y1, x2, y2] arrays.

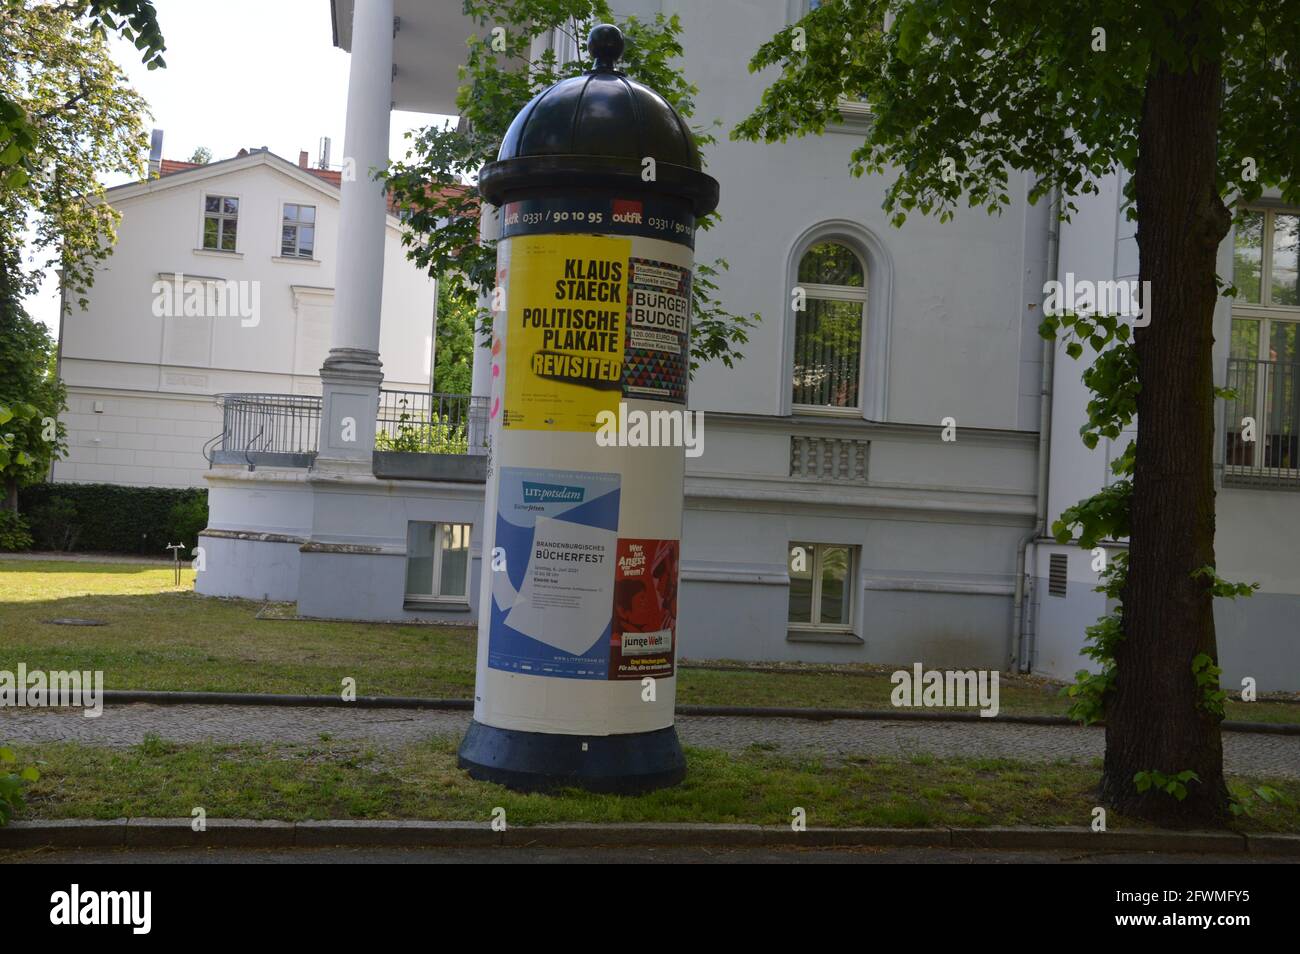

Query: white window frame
[[1231, 314, 1300, 362], [792, 246, 869, 415], [787, 542, 856, 634], [1233, 207, 1298, 312], [784, 221, 893, 421], [201, 193, 241, 252], [1227, 207, 1300, 479], [280, 202, 317, 260], [405, 521, 472, 603]]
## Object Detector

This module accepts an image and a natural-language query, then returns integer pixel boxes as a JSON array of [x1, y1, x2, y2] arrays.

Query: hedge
[[16, 483, 208, 555]]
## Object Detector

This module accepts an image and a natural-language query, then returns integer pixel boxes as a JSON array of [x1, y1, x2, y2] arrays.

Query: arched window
[[792, 241, 867, 409]]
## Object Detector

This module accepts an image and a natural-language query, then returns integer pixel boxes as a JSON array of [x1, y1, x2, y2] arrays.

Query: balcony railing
[[376, 390, 489, 455], [1223, 358, 1300, 488], [210, 390, 488, 470], [211, 393, 321, 468]]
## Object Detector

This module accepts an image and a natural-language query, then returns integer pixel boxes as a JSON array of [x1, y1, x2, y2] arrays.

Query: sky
[[25, 0, 455, 333]]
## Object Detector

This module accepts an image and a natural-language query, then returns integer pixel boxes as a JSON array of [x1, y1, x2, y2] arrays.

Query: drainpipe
[[1010, 184, 1060, 674]]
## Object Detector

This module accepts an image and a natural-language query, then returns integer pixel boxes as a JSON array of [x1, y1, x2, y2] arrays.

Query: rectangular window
[[1226, 208, 1300, 483], [1233, 209, 1299, 307], [787, 542, 855, 631], [1233, 210, 1265, 304], [793, 298, 865, 408], [1227, 347, 1300, 473], [281, 203, 316, 258], [1272, 213, 1299, 307], [203, 195, 239, 251], [405, 522, 471, 601]]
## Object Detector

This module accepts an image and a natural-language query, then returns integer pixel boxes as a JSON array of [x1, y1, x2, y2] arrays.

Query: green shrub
[[28, 495, 77, 551], [0, 510, 33, 552], [0, 746, 39, 826], [375, 405, 470, 454], [165, 496, 209, 550], [18, 483, 208, 555]]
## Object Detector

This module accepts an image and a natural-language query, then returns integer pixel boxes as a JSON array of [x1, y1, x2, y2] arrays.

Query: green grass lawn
[[4, 561, 1298, 833], [0, 561, 477, 697], [12, 737, 1299, 832], [1, 559, 1296, 723]]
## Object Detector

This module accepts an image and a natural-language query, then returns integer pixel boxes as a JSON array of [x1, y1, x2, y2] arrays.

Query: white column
[[318, 0, 394, 469]]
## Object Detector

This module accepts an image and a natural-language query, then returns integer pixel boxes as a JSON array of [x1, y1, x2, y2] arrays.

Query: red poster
[[609, 539, 678, 680]]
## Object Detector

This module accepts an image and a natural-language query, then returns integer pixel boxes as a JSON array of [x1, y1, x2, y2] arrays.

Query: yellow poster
[[503, 233, 630, 432]]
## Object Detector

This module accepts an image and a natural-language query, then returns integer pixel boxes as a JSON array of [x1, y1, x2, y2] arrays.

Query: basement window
[[787, 542, 857, 636], [406, 522, 471, 603]]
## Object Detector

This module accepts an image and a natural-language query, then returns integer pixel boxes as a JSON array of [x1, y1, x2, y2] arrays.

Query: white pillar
[[318, 0, 394, 470]]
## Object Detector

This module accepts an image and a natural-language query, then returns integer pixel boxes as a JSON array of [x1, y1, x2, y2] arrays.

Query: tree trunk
[[1104, 7, 1233, 827]]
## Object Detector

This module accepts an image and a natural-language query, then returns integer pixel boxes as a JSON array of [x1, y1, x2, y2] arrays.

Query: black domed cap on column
[[478, 24, 719, 217], [587, 23, 624, 71]]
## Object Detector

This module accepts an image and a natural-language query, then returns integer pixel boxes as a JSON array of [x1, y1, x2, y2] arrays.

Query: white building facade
[[189, 0, 1297, 690], [56, 148, 437, 488]]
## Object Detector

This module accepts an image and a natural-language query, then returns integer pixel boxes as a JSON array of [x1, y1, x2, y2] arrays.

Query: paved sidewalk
[[3, 703, 1299, 777]]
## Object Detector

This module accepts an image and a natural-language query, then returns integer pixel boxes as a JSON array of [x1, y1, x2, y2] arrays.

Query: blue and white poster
[[488, 466, 621, 679]]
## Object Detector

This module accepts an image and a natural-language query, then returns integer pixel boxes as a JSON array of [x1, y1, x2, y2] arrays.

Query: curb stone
[[502, 823, 768, 847], [765, 826, 951, 847], [1244, 833, 1300, 855], [948, 826, 1248, 853], [2, 820, 1295, 854], [65, 691, 1300, 736], [98, 691, 474, 710], [124, 818, 295, 848], [0, 818, 127, 848], [293, 819, 501, 848]]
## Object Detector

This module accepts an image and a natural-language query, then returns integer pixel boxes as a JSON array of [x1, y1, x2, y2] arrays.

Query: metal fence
[[376, 390, 489, 455], [213, 393, 321, 467], [212, 390, 487, 467], [1223, 358, 1300, 489]]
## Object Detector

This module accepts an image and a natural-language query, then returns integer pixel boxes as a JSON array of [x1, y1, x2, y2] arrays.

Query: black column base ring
[[457, 718, 686, 794]]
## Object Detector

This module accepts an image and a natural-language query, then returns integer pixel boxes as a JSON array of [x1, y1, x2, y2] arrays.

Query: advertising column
[[457, 22, 718, 794], [459, 192, 696, 791]]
